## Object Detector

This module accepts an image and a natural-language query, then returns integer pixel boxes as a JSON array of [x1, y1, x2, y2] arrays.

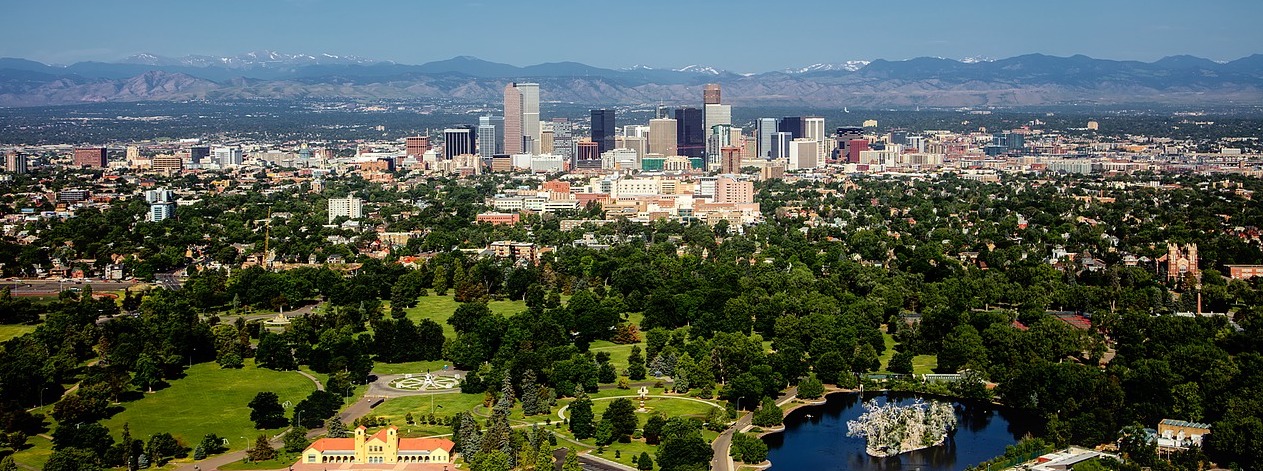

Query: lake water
[[763, 392, 1043, 471]]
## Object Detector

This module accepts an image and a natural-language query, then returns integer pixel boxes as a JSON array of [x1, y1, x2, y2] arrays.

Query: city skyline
[[3, 0, 1261, 72]]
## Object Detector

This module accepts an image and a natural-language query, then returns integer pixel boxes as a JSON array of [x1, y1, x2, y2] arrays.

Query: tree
[[455, 412, 483, 460], [637, 451, 653, 470], [217, 352, 243, 369], [51, 422, 113, 456], [797, 374, 825, 400], [471, 449, 510, 471], [283, 426, 309, 453], [198, 433, 227, 456], [938, 324, 988, 373], [51, 393, 107, 425], [851, 343, 880, 374], [568, 394, 596, 440], [888, 350, 915, 375], [593, 418, 614, 447], [520, 370, 545, 416], [562, 448, 583, 471], [131, 353, 161, 392], [0, 456, 16, 471], [292, 390, 343, 428], [813, 351, 849, 386], [248, 392, 286, 429], [604, 398, 639, 442], [246, 435, 276, 462], [44, 447, 103, 471], [626, 345, 647, 380], [326, 418, 349, 438], [643, 414, 667, 445], [730, 432, 769, 463], [655, 418, 711, 471], [751, 397, 784, 427], [145, 433, 184, 465], [535, 443, 554, 470], [722, 372, 763, 410], [255, 332, 296, 370]]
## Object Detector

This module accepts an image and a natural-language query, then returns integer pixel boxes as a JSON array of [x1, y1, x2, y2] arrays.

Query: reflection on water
[[763, 392, 1041, 471]]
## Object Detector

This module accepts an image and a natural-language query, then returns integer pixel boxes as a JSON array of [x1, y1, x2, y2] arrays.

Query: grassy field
[[219, 451, 304, 470], [371, 359, 453, 376], [551, 414, 722, 470], [589, 396, 719, 421], [102, 359, 317, 452], [877, 330, 938, 374], [0, 323, 36, 342], [401, 295, 529, 339], [9, 434, 54, 470], [369, 393, 488, 437]]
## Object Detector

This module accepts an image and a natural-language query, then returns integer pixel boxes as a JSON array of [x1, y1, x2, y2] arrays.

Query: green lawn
[[9, 434, 54, 470], [102, 359, 317, 452], [877, 330, 938, 375], [588, 341, 643, 374], [0, 323, 36, 341], [551, 418, 722, 470], [219, 451, 303, 470], [371, 359, 453, 376], [589, 396, 718, 421], [369, 393, 488, 437], [401, 295, 529, 339]]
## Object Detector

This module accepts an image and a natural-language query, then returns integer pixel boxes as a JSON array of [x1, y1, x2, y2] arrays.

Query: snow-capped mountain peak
[[784, 61, 870, 73], [961, 56, 995, 64], [121, 51, 383, 69], [673, 64, 723, 75]]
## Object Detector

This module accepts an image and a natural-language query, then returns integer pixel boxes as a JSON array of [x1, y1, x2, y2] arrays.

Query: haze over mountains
[[0, 51, 1260, 108]]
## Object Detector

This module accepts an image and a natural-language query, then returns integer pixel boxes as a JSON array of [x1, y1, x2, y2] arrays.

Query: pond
[[763, 392, 1043, 471]]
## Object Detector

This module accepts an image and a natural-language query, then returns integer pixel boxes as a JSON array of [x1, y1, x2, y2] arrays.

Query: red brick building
[[73, 147, 108, 168]]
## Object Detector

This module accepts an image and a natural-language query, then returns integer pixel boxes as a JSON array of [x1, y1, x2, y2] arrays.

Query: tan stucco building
[[300, 425, 454, 466]]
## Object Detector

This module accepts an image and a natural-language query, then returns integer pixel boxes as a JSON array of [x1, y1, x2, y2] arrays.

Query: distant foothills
[[0, 51, 1260, 108]]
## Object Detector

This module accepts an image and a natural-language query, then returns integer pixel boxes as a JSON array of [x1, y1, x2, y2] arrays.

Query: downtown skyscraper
[[503, 82, 540, 155], [590, 109, 615, 155], [504, 84, 523, 155]]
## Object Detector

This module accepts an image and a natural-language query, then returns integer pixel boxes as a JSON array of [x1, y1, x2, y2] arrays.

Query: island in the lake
[[846, 399, 958, 457]]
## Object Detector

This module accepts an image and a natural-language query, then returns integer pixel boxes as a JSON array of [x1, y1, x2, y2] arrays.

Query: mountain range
[[0, 51, 1260, 108]]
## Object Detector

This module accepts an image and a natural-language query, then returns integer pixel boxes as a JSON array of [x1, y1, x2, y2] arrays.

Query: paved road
[[155, 271, 183, 290], [711, 386, 797, 471], [5, 279, 139, 296]]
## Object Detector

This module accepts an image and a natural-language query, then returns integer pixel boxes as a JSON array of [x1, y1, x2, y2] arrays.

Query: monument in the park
[[845, 399, 957, 457]]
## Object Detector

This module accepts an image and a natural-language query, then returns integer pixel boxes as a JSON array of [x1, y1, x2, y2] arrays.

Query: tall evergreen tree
[[568, 393, 596, 440], [626, 345, 646, 380]]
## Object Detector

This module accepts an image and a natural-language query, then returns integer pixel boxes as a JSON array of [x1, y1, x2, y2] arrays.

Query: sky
[[2, 0, 1261, 72]]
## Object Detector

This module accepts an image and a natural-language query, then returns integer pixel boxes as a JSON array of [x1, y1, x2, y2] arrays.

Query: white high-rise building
[[212, 146, 243, 166], [704, 104, 731, 134], [478, 115, 504, 159], [147, 188, 176, 222], [757, 118, 779, 158], [770, 131, 793, 159], [804, 117, 826, 158], [518, 83, 540, 154], [789, 138, 818, 171], [328, 195, 363, 223]]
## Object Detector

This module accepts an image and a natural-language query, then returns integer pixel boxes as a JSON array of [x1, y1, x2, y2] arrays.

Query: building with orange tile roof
[[299, 425, 453, 466]]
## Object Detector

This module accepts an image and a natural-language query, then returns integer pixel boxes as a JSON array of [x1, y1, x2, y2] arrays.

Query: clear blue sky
[[3, 0, 1260, 71]]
